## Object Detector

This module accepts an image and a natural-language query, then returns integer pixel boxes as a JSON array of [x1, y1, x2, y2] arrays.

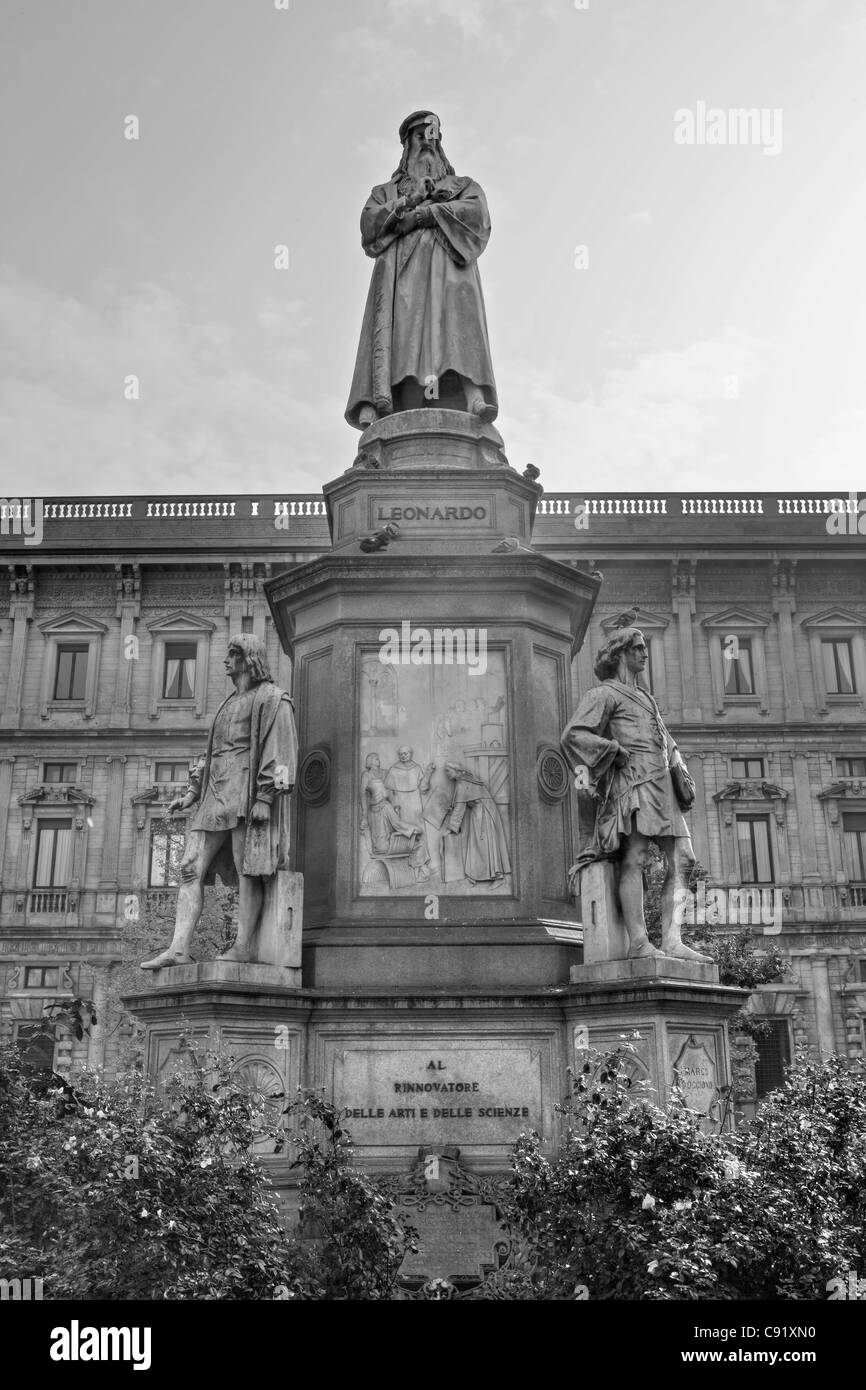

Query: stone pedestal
[[575, 859, 628, 962], [255, 868, 303, 977], [564, 971, 746, 1130], [265, 415, 599, 993], [568, 866, 745, 1129]]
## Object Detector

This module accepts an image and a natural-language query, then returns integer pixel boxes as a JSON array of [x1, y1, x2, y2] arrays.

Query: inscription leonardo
[[376, 504, 489, 522]]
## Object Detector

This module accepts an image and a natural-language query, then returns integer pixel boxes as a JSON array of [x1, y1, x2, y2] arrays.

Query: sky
[[1, 0, 864, 496]]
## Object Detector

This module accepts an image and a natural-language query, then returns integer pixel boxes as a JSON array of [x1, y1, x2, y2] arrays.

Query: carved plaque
[[396, 1150, 507, 1293], [331, 1039, 548, 1149], [672, 1035, 718, 1117]]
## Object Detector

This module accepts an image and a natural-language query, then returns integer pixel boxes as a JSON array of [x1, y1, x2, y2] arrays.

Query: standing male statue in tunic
[[346, 110, 498, 428], [560, 626, 710, 962], [141, 634, 298, 969]]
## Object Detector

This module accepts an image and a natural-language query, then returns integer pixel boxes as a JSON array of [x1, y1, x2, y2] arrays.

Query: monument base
[[564, 972, 748, 1130], [571, 956, 719, 984]]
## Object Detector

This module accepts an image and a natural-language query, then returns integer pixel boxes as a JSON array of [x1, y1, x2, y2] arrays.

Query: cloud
[[335, 0, 558, 60], [498, 329, 769, 490], [332, 24, 426, 83], [0, 267, 326, 494], [800, 409, 866, 479]]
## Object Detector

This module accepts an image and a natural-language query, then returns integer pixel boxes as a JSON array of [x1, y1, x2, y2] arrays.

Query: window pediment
[[714, 780, 787, 805], [37, 612, 108, 636], [800, 608, 865, 631], [701, 607, 768, 631], [818, 781, 866, 802], [146, 610, 216, 635], [18, 785, 94, 808], [600, 607, 669, 633]]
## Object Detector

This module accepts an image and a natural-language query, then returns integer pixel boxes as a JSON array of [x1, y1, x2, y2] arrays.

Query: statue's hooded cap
[[398, 110, 441, 144]]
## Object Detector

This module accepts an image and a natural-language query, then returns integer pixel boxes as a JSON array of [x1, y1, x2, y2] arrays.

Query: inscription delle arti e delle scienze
[[345, 1079, 530, 1122]]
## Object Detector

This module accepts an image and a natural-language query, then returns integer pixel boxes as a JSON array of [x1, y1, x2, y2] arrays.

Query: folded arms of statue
[[361, 179, 490, 267]]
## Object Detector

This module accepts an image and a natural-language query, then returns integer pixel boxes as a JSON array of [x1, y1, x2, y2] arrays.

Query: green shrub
[[0, 1034, 411, 1301], [477, 1045, 866, 1300]]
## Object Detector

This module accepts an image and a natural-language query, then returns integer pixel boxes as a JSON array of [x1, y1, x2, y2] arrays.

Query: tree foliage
[[475, 1045, 866, 1300], [0, 1036, 411, 1301]]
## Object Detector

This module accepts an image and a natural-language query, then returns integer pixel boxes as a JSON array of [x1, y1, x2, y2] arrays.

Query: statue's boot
[[662, 933, 713, 963], [358, 404, 378, 428], [140, 947, 195, 970], [464, 383, 496, 422], [140, 911, 196, 970], [218, 944, 253, 963], [218, 918, 256, 964], [627, 937, 665, 960]]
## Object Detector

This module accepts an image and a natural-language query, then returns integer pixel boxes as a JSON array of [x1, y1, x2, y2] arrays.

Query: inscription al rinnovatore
[[331, 1045, 546, 1144]]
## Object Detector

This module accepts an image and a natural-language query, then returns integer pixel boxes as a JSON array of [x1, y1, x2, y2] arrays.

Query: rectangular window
[[53, 644, 89, 701], [723, 639, 754, 695], [837, 756, 866, 778], [736, 814, 774, 883], [842, 811, 866, 882], [14, 1023, 55, 1072], [732, 757, 765, 779], [163, 642, 197, 700], [34, 819, 73, 887], [822, 639, 856, 695], [754, 1020, 791, 1098], [155, 761, 191, 783], [149, 824, 186, 887], [24, 966, 60, 988], [43, 762, 78, 783], [241, 615, 254, 634]]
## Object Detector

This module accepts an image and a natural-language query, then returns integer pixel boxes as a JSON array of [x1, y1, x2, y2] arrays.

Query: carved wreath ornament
[[297, 749, 331, 804], [536, 745, 569, 802]]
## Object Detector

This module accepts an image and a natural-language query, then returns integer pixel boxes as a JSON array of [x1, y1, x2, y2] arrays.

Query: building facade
[[1, 490, 865, 1113]]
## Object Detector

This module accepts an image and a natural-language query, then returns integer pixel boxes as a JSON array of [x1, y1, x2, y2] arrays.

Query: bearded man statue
[[345, 110, 498, 429]]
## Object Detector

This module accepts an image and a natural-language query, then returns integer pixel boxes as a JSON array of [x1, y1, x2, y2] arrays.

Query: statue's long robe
[[442, 774, 511, 882], [346, 175, 498, 427], [560, 680, 689, 855], [188, 682, 298, 881]]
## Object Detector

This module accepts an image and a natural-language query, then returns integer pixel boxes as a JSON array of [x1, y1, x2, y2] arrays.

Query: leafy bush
[[0, 1035, 411, 1301], [476, 1045, 866, 1300], [280, 1090, 414, 1299]]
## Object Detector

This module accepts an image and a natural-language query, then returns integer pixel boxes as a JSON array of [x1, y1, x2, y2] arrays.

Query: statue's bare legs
[[619, 830, 665, 959], [141, 824, 264, 969], [618, 828, 712, 961], [220, 827, 263, 962], [658, 835, 712, 961]]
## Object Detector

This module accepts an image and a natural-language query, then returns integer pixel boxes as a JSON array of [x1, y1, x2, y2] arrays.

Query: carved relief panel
[[357, 644, 514, 898]]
